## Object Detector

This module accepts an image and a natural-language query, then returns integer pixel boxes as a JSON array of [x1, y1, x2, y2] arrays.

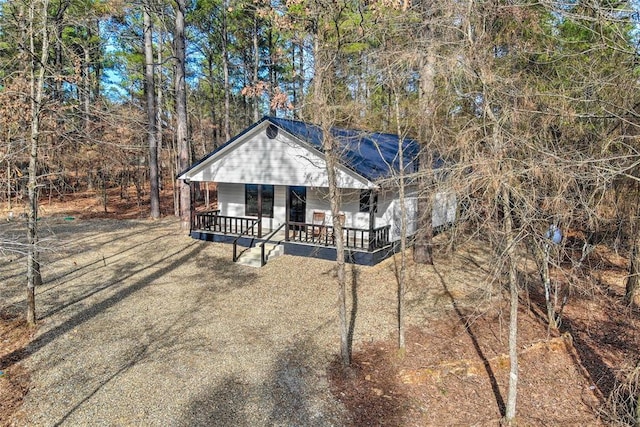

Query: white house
[[177, 116, 455, 265]]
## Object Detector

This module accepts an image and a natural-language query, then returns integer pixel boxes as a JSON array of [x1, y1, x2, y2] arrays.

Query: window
[[245, 184, 274, 217], [359, 190, 378, 213]]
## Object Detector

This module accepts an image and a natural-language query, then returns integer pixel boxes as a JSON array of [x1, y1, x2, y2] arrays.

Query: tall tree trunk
[[325, 134, 350, 368], [52, 1, 68, 102], [296, 40, 304, 119], [6, 159, 11, 210], [253, 12, 260, 122], [313, 14, 349, 367], [222, 0, 231, 140], [93, 20, 102, 100], [27, 0, 50, 327], [394, 90, 407, 352], [83, 44, 91, 132], [175, 0, 190, 229], [626, 227, 640, 306], [413, 29, 436, 265], [144, 5, 160, 219], [268, 27, 276, 116], [156, 30, 164, 186], [206, 55, 218, 147], [502, 186, 519, 424], [414, 148, 434, 264]]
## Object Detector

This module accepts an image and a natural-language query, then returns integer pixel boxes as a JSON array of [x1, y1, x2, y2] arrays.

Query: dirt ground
[[1, 187, 639, 426]]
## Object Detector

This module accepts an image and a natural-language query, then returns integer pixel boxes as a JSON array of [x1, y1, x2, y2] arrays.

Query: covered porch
[[190, 207, 391, 252]]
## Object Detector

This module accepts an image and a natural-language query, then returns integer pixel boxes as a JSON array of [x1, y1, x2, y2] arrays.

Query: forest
[[1, 0, 640, 425]]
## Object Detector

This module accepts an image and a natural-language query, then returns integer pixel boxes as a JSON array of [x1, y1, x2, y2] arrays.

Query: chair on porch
[[311, 211, 326, 240]]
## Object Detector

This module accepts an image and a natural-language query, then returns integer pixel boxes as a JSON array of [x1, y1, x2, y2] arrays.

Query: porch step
[[236, 243, 284, 267]]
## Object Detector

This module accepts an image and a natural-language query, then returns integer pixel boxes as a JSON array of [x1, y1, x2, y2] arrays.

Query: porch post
[[285, 186, 290, 241], [257, 184, 263, 237], [189, 180, 195, 233], [368, 189, 376, 250]]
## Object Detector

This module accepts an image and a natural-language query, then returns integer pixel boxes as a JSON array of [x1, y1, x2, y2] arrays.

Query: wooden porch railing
[[194, 211, 261, 236], [287, 221, 391, 251], [193, 212, 392, 252], [193, 210, 220, 230]]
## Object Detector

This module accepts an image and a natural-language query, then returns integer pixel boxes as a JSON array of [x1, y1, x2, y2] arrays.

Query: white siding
[[433, 191, 457, 228], [217, 183, 286, 231], [214, 183, 458, 240], [381, 196, 418, 242], [305, 187, 329, 224], [185, 126, 370, 189], [381, 190, 457, 242], [273, 185, 287, 226], [217, 183, 245, 217], [302, 188, 366, 229]]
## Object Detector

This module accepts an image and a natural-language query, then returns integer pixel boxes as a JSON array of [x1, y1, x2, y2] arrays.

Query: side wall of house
[[379, 193, 418, 242]]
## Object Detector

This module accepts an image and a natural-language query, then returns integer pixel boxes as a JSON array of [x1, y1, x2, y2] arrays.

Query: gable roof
[[177, 116, 420, 183]]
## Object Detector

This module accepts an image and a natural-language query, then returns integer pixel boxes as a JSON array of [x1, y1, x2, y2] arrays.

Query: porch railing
[[194, 211, 260, 236], [193, 212, 392, 252], [193, 210, 220, 230], [287, 221, 391, 251]]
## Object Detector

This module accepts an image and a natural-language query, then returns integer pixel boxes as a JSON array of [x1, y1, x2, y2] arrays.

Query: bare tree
[[501, 185, 519, 424], [26, 0, 50, 326], [412, 0, 439, 265], [626, 218, 640, 306], [309, 0, 351, 368]]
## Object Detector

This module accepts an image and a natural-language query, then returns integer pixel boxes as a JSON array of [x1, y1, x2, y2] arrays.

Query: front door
[[288, 186, 306, 228]]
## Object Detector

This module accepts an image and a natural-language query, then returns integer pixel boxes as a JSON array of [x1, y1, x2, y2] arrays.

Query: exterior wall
[[433, 191, 457, 228], [380, 193, 418, 242], [304, 187, 330, 225], [272, 185, 287, 228], [187, 127, 370, 189], [217, 182, 245, 217], [301, 187, 375, 229], [214, 183, 457, 239], [217, 183, 284, 231], [381, 189, 457, 242]]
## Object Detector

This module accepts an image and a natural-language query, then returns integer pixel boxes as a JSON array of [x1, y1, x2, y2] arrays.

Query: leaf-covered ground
[[1, 188, 639, 426], [328, 244, 639, 426]]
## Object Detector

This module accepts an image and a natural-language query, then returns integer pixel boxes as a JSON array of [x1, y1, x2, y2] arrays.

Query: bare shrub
[[603, 363, 640, 426]]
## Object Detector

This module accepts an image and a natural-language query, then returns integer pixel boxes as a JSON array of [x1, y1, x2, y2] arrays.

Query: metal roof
[[178, 116, 421, 182], [268, 117, 420, 181]]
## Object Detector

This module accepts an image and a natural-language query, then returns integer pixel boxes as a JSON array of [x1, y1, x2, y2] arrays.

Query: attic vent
[[266, 124, 279, 139]]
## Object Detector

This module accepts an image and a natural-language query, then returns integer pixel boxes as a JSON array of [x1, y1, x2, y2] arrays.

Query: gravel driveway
[[1, 216, 419, 426]]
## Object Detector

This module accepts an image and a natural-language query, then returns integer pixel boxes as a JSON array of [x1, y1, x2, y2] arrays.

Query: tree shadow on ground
[[431, 263, 506, 418], [182, 338, 344, 427], [523, 265, 640, 406], [39, 232, 184, 319], [46, 253, 258, 426], [0, 240, 206, 372], [327, 346, 407, 427], [0, 218, 171, 284]]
